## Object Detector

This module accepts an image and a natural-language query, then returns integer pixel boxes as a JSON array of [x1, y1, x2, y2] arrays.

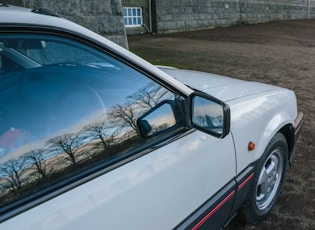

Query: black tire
[[242, 132, 288, 224]]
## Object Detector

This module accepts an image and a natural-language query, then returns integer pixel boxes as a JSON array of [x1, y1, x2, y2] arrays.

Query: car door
[[0, 31, 236, 229]]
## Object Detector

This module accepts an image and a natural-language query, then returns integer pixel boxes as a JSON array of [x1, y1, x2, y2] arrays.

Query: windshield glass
[[0, 34, 116, 68]]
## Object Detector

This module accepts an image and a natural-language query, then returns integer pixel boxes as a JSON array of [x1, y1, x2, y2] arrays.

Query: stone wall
[[155, 0, 315, 33], [5, 0, 315, 44], [4, 0, 128, 48]]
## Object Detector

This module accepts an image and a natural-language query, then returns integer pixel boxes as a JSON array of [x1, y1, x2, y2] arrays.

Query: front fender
[[228, 89, 297, 174]]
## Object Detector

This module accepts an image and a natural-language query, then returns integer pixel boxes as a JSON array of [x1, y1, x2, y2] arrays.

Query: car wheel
[[242, 132, 288, 224]]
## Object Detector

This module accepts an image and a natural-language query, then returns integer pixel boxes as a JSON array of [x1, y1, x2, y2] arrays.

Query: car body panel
[[1, 131, 236, 230], [159, 67, 298, 174], [228, 90, 297, 173], [159, 67, 283, 102]]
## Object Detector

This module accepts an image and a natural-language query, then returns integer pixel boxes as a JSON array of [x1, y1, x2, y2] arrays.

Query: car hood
[[159, 67, 281, 102]]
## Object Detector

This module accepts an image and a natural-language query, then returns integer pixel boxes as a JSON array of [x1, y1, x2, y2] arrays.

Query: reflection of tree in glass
[[25, 149, 48, 180], [195, 115, 213, 127], [85, 122, 118, 151], [127, 82, 167, 110], [150, 123, 170, 134], [0, 158, 26, 195], [194, 115, 223, 128], [0, 80, 176, 209], [109, 103, 139, 134], [109, 83, 169, 136], [49, 134, 81, 167]]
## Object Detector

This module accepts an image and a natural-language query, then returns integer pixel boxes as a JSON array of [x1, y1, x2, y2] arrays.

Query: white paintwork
[[228, 90, 297, 173], [160, 68, 297, 174], [1, 132, 235, 230], [159, 68, 283, 102], [0, 5, 300, 230]]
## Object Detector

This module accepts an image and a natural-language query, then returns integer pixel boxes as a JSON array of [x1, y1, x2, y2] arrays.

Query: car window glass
[[0, 34, 184, 211]]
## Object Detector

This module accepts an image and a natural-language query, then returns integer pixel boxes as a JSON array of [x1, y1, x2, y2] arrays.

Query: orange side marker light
[[248, 141, 255, 151]]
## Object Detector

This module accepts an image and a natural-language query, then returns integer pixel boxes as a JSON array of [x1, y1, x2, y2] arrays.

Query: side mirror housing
[[189, 91, 230, 138], [137, 92, 230, 139]]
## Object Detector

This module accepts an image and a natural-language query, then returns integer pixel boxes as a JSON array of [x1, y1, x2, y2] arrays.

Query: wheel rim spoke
[[256, 149, 283, 210]]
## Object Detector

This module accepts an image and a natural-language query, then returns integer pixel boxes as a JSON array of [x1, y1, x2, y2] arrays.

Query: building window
[[123, 7, 143, 27]]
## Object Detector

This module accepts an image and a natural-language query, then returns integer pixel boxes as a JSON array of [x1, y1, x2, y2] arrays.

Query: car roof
[[0, 4, 137, 66], [0, 4, 92, 35]]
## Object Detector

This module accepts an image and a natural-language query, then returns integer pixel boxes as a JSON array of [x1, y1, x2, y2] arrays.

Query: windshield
[[0, 34, 119, 72]]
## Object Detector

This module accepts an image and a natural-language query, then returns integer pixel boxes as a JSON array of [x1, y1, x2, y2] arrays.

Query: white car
[[0, 5, 303, 230]]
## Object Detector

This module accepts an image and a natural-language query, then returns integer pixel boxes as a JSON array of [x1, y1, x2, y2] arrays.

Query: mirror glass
[[138, 103, 176, 137], [192, 96, 224, 135]]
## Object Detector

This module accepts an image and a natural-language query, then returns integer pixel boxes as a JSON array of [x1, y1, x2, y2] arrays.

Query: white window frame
[[123, 7, 143, 27]]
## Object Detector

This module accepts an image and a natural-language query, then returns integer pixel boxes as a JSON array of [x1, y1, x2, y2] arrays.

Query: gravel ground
[[128, 19, 315, 229]]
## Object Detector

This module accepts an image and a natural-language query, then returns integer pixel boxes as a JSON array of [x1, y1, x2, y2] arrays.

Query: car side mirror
[[189, 91, 230, 138], [137, 101, 178, 138]]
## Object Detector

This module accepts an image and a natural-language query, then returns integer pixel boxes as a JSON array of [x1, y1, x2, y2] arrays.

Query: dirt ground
[[128, 19, 315, 229]]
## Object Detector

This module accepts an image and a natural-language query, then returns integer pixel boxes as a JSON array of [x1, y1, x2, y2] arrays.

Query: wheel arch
[[231, 105, 296, 175], [278, 124, 295, 165], [255, 114, 294, 165]]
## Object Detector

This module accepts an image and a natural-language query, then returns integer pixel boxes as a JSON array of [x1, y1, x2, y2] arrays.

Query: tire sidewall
[[243, 132, 288, 223]]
